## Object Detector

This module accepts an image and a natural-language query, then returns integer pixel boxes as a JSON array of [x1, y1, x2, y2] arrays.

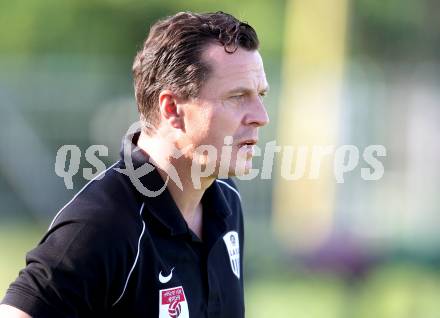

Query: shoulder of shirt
[[48, 160, 143, 237], [215, 178, 242, 205], [215, 178, 244, 235]]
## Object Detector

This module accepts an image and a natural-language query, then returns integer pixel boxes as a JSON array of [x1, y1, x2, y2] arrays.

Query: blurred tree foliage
[[0, 0, 285, 63], [349, 0, 440, 61], [3, 0, 437, 65]]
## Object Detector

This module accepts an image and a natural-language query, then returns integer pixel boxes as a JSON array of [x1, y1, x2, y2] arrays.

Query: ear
[[158, 90, 185, 131]]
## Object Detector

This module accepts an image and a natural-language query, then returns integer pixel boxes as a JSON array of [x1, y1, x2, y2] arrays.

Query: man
[[0, 11, 269, 317]]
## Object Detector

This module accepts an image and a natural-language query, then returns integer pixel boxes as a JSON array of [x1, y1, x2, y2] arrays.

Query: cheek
[[209, 112, 241, 146], [186, 106, 210, 133], [214, 107, 243, 133], [186, 102, 243, 149], [185, 109, 220, 149]]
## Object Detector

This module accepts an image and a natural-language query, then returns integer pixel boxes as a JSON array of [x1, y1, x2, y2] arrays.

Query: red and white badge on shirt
[[159, 286, 189, 318]]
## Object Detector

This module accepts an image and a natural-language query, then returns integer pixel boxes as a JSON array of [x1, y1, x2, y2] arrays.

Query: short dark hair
[[132, 11, 259, 131]]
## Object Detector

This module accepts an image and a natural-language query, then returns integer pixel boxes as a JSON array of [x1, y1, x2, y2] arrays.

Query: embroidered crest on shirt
[[223, 231, 240, 279], [159, 286, 189, 318]]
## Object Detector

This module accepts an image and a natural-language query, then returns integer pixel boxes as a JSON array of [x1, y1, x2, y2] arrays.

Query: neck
[[137, 130, 215, 230]]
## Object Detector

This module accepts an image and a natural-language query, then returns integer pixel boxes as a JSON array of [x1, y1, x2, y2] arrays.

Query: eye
[[230, 94, 245, 101], [258, 92, 267, 101]]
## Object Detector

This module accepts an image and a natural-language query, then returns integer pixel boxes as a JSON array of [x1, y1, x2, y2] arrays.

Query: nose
[[244, 96, 270, 127]]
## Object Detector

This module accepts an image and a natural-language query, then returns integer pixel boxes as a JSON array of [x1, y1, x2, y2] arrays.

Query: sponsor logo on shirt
[[223, 231, 240, 279], [159, 286, 189, 318], [159, 267, 175, 284]]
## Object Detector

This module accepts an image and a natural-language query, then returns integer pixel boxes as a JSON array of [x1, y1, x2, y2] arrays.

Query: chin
[[211, 150, 254, 178], [230, 157, 253, 177]]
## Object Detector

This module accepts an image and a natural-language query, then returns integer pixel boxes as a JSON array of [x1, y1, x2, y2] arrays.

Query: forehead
[[199, 44, 268, 96]]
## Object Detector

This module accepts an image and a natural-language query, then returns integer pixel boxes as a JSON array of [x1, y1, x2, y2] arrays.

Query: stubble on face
[[181, 43, 269, 179]]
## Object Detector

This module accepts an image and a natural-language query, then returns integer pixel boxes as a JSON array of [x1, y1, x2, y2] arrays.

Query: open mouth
[[238, 140, 257, 148]]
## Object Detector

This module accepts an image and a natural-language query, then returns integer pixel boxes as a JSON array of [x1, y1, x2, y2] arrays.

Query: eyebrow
[[226, 85, 270, 96]]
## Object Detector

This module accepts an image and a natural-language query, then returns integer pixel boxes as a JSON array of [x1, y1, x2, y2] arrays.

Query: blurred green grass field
[[0, 224, 43, 291], [1, 225, 440, 318]]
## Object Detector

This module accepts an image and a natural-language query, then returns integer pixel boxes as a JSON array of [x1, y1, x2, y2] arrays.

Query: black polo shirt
[[2, 133, 245, 318]]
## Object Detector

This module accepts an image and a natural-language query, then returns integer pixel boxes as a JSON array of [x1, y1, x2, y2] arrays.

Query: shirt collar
[[119, 132, 232, 237]]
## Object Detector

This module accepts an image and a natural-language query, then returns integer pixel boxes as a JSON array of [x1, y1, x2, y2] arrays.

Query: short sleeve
[[1, 221, 134, 318]]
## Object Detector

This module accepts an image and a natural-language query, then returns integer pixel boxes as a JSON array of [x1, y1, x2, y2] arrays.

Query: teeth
[[239, 142, 255, 147]]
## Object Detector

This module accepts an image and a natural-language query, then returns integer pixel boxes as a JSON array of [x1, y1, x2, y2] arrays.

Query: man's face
[[181, 44, 269, 177]]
